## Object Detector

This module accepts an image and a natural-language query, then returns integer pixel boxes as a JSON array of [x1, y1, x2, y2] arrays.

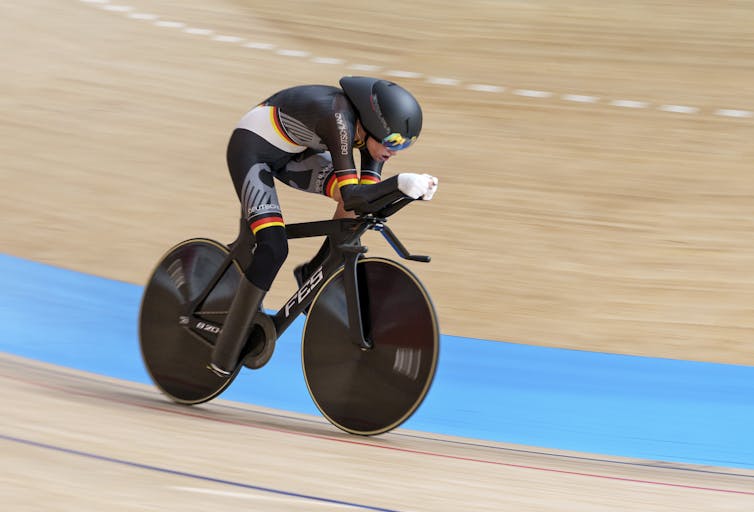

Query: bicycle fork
[[340, 221, 431, 350], [341, 246, 373, 350]]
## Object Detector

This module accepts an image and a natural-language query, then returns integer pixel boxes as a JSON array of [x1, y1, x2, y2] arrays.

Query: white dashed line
[[386, 70, 424, 79], [715, 109, 753, 118], [154, 21, 186, 29], [562, 94, 600, 103], [102, 4, 132, 12], [311, 57, 345, 65], [513, 89, 553, 99], [658, 105, 700, 114], [128, 13, 158, 20], [610, 99, 650, 109], [184, 28, 214, 36], [80, 0, 753, 121], [276, 49, 310, 58], [467, 84, 504, 93], [348, 64, 382, 72], [212, 35, 244, 43], [427, 77, 461, 86], [243, 42, 275, 50]]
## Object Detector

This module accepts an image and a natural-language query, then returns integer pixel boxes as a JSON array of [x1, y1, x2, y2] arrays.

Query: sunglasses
[[381, 133, 417, 151]]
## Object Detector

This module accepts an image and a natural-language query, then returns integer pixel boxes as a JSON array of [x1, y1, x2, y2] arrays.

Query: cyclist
[[210, 76, 439, 377]]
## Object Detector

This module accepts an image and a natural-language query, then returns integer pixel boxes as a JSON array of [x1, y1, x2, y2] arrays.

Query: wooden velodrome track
[[3, 354, 754, 511], [2, 0, 754, 509]]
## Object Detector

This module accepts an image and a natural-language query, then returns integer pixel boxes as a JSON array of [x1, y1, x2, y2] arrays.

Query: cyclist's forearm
[[339, 175, 405, 213]]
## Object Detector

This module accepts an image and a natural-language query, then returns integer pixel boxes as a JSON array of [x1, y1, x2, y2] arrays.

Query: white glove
[[397, 173, 439, 200], [423, 174, 438, 201]]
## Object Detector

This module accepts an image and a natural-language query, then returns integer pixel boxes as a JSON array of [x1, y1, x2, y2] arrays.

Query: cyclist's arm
[[316, 98, 405, 213], [330, 138, 404, 213], [357, 146, 384, 185], [339, 175, 405, 213]]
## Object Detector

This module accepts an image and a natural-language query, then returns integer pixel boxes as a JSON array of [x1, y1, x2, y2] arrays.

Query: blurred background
[[3, 0, 754, 364]]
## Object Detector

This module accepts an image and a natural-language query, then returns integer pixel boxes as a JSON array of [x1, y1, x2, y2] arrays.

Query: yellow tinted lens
[[382, 133, 414, 150]]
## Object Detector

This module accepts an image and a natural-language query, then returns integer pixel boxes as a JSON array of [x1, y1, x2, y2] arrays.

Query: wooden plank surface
[[4, 0, 754, 363], [3, 0, 754, 363], [3, 355, 753, 511]]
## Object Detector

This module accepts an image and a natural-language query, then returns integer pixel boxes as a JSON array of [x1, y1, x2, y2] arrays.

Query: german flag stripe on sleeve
[[324, 174, 339, 198], [336, 170, 359, 188], [359, 171, 381, 185], [250, 215, 285, 235]]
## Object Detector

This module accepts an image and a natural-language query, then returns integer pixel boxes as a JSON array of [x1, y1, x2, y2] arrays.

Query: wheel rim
[[139, 239, 240, 404], [302, 258, 439, 435]]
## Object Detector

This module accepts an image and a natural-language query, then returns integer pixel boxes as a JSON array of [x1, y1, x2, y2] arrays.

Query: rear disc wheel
[[139, 239, 241, 404]]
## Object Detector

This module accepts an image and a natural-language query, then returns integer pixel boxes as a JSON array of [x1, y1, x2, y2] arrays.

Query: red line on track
[[5, 372, 753, 497]]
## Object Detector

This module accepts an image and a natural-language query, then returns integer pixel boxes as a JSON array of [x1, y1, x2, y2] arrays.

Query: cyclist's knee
[[331, 189, 356, 220], [245, 226, 288, 288], [261, 227, 289, 259]]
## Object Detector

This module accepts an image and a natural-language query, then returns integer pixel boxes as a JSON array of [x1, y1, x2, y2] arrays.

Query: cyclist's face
[[366, 136, 397, 162]]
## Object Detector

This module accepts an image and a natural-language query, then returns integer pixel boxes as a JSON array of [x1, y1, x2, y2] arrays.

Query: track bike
[[138, 195, 439, 435]]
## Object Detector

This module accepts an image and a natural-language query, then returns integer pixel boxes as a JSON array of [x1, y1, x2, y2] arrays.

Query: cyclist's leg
[[229, 129, 292, 289], [276, 151, 353, 287], [210, 129, 290, 376]]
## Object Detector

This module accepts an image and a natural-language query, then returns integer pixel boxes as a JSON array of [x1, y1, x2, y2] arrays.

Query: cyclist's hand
[[398, 173, 439, 200], [423, 174, 438, 200]]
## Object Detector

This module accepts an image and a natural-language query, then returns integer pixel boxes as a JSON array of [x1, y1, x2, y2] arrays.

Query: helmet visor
[[381, 133, 417, 151]]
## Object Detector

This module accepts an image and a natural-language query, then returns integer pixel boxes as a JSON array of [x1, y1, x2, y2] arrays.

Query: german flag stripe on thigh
[[250, 214, 285, 235]]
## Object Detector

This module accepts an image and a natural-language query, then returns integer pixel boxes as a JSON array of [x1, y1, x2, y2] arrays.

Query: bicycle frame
[[182, 197, 429, 350]]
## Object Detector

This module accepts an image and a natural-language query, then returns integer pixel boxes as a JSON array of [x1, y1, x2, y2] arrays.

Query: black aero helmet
[[339, 76, 422, 150]]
